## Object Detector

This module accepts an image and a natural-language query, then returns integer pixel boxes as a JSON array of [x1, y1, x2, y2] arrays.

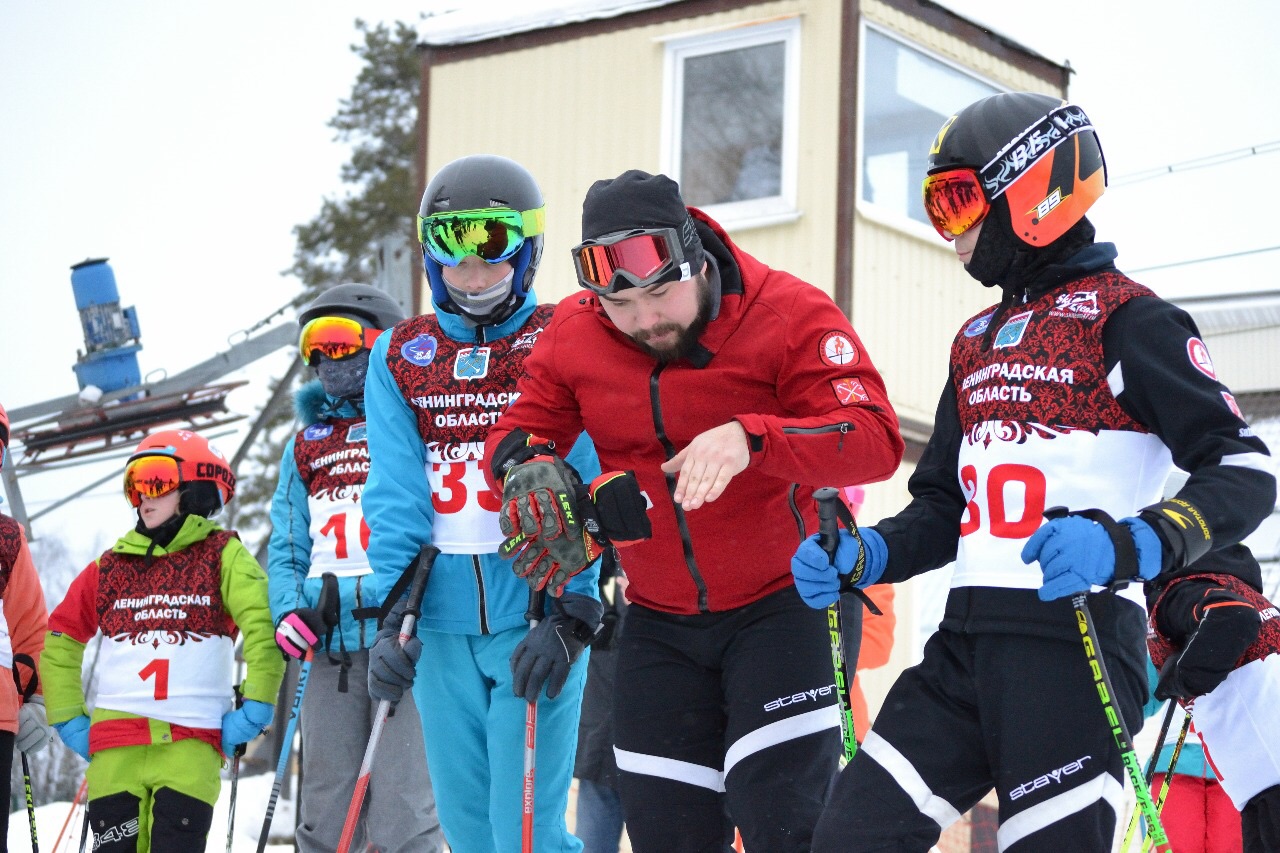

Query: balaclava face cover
[[317, 349, 371, 401]]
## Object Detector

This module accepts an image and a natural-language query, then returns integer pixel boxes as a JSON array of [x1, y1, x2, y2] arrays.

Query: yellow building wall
[[422, 0, 1073, 735]]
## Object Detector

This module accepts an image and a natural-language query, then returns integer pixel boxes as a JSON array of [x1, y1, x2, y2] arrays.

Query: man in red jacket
[[484, 170, 903, 852]]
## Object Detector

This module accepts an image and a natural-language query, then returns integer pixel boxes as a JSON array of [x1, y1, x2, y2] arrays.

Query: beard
[[632, 275, 714, 363]]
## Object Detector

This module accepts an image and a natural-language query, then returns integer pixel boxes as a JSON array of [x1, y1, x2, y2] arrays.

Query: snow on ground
[[8, 769, 294, 852]]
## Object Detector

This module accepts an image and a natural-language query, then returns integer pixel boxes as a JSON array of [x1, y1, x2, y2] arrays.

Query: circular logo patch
[[819, 331, 860, 367]]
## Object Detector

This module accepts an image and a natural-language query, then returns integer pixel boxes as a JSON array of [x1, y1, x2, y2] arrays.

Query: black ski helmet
[[418, 154, 544, 324], [298, 283, 406, 331], [927, 92, 1106, 246]]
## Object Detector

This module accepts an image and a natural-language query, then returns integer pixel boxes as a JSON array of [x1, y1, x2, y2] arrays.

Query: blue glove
[[1022, 515, 1162, 601], [368, 601, 422, 704], [790, 527, 887, 609], [53, 714, 91, 761], [221, 699, 273, 758]]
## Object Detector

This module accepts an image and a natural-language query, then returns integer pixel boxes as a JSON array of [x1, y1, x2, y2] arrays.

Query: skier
[[484, 169, 904, 852], [1146, 548, 1280, 850], [791, 92, 1276, 851], [268, 283, 444, 852], [362, 154, 604, 853], [0, 401, 54, 850], [44, 429, 285, 852]]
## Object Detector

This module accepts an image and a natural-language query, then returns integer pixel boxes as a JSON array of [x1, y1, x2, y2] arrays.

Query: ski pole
[[11, 658, 41, 853], [77, 806, 89, 853], [813, 487, 859, 763], [258, 571, 340, 853], [226, 747, 241, 853], [1071, 591, 1171, 852], [1120, 698, 1177, 852], [1141, 711, 1192, 853], [53, 778, 87, 853], [522, 587, 546, 853], [338, 547, 439, 853]]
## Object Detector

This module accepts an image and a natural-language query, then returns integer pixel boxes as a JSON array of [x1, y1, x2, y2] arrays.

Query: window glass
[[861, 27, 1000, 229], [665, 19, 798, 223]]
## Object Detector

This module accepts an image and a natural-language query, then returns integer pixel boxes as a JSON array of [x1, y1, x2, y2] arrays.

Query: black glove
[[510, 592, 602, 703], [1155, 590, 1260, 702], [367, 600, 422, 704]]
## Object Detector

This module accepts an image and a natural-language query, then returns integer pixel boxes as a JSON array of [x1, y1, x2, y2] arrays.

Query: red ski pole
[[337, 546, 437, 853], [522, 588, 546, 853]]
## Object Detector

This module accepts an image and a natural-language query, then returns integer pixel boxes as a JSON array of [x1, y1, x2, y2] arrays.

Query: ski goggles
[[123, 454, 183, 507], [417, 206, 545, 267], [571, 227, 693, 295], [922, 168, 990, 240], [299, 316, 381, 366]]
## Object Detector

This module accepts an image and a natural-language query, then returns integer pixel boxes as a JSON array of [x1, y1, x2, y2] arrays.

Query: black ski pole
[[813, 487, 859, 763], [338, 547, 438, 853], [257, 571, 339, 853], [13, 655, 40, 852]]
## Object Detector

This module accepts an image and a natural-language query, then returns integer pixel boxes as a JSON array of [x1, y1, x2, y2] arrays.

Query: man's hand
[[1156, 590, 1261, 701], [500, 457, 650, 596], [367, 600, 422, 704], [660, 421, 750, 511]]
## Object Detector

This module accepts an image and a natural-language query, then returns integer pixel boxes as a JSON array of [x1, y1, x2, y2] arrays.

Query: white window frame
[[857, 22, 1004, 243], [659, 17, 802, 230]]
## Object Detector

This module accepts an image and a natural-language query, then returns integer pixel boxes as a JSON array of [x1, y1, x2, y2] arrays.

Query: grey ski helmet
[[418, 154, 544, 324], [298, 283, 406, 331]]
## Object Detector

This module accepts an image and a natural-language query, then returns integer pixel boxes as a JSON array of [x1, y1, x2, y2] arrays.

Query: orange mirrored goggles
[[922, 168, 990, 241], [123, 454, 183, 507], [299, 316, 382, 366]]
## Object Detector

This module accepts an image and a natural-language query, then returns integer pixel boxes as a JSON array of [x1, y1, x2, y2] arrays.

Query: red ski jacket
[[485, 209, 902, 615]]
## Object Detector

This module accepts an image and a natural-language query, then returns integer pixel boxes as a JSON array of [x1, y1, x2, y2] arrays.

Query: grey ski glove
[[510, 592, 602, 703], [368, 600, 422, 704], [16, 695, 54, 755]]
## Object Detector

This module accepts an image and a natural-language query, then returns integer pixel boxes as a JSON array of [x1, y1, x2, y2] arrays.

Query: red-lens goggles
[[299, 316, 381, 366], [922, 168, 990, 241], [123, 454, 183, 507], [571, 228, 692, 295]]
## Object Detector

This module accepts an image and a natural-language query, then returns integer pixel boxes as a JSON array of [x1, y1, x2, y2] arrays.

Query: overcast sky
[[3, 1, 1277, 562]]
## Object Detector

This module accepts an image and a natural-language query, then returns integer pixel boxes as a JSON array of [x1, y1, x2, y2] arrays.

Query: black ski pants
[[614, 586, 841, 853], [813, 626, 1146, 852]]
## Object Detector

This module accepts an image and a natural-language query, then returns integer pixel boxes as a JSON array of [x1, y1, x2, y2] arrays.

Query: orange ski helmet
[[123, 429, 236, 508]]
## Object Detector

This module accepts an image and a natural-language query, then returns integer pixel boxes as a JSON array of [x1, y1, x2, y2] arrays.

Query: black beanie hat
[[580, 170, 704, 279]]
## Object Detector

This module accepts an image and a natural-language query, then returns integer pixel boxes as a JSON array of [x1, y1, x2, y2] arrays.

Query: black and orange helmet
[[123, 429, 236, 508], [925, 92, 1106, 246]]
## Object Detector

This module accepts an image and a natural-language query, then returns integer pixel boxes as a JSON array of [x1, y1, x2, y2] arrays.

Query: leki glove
[[500, 457, 650, 596]]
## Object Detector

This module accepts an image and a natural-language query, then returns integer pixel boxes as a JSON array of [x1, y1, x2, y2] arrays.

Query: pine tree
[[230, 19, 421, 552]]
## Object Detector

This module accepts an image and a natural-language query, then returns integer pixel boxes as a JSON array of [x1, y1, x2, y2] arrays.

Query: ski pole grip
[[318, 572, 341, 629], [400, 545, 440, 641], [526, 588, 546, 629], [814, 486, 842, 563]]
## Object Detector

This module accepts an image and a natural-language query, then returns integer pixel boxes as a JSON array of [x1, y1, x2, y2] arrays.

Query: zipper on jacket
[[783, 421, 853, 452], [649, 365, 712, 612], [472, 555, 490, 634]]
